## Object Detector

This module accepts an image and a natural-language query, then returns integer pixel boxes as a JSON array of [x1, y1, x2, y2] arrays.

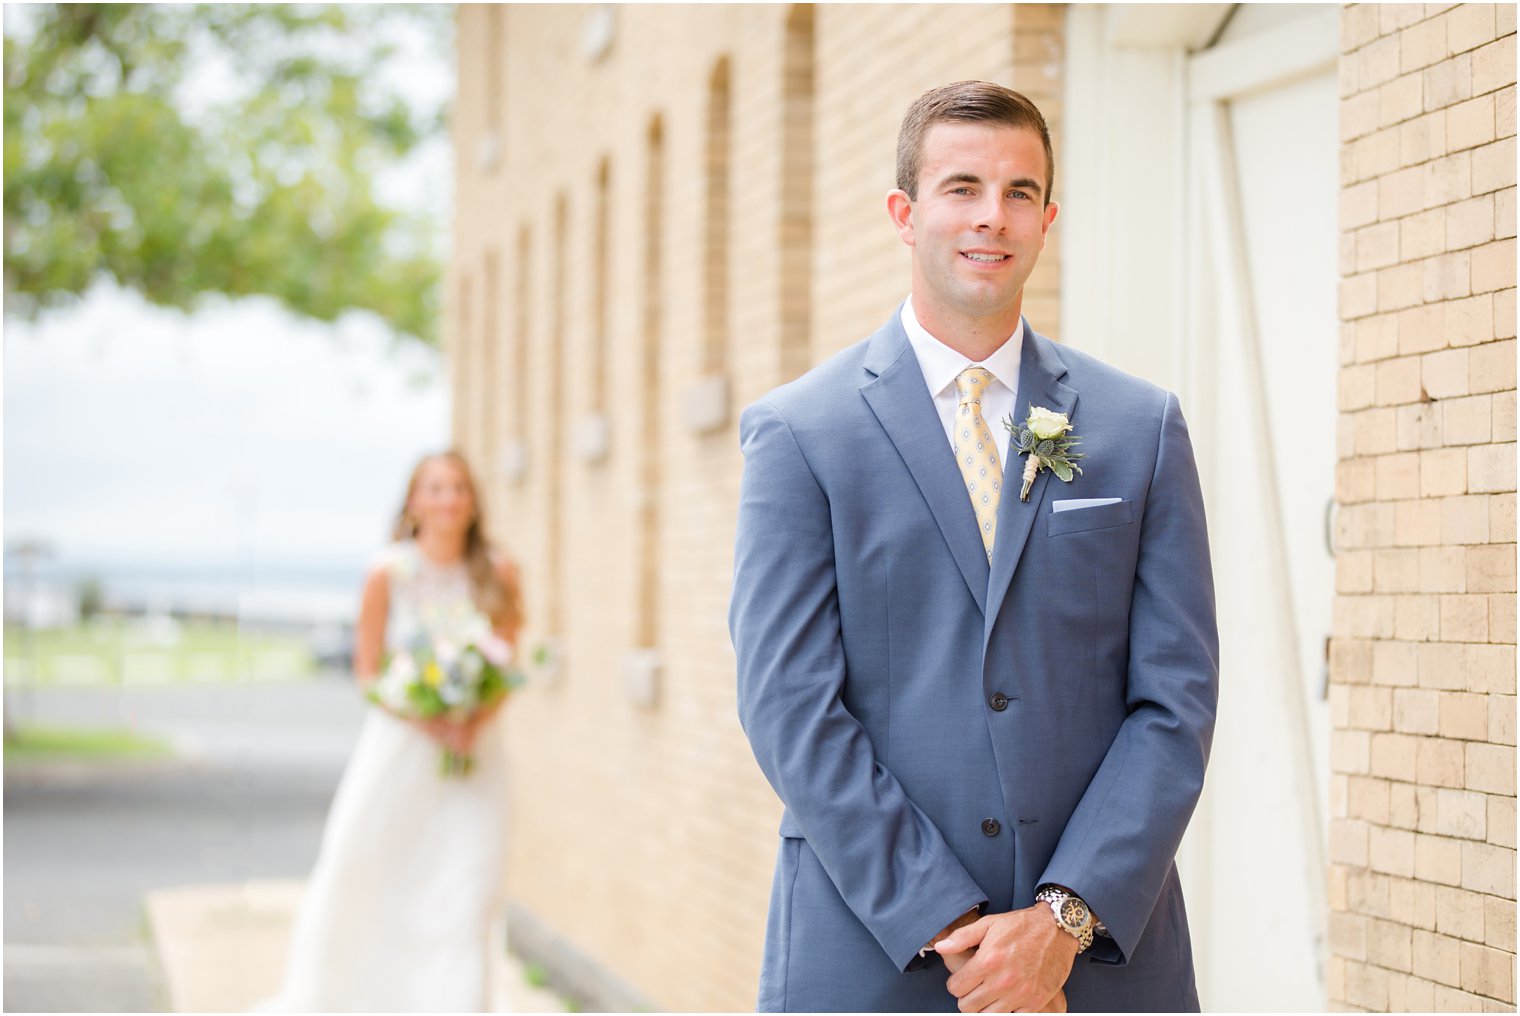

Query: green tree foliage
[[4, 4, 450, 343]]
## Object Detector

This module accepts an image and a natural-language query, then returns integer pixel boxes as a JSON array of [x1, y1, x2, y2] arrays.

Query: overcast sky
[[5, 283, 450, 577]]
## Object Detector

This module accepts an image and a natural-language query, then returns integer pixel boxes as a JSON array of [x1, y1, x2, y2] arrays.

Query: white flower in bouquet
[[374, 651, 419, 711], [387, 651, 418, 685]]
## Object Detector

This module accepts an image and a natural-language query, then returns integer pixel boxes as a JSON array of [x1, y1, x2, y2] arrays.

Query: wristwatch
[[1035, 886, 1095, 953]]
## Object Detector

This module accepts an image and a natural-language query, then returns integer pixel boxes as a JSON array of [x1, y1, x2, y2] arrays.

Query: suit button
[[990, 692, 1009, 711], [981, 818, 1001, 837]]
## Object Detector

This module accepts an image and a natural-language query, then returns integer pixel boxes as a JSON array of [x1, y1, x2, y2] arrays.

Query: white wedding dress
[[260, 540, 509, 1012]]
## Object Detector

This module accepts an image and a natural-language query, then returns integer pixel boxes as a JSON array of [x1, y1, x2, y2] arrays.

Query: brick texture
[[1333, 5, 1517, 1011]]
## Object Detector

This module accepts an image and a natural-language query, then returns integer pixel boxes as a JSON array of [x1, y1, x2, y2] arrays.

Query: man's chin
[[949, 292, 1024, 326]]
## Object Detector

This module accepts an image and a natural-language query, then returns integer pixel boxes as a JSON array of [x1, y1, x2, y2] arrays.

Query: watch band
[[1035, 885, 1095, 952]]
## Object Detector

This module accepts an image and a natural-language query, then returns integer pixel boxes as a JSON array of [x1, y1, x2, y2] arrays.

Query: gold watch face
[[1058, 898, 1090, 928]]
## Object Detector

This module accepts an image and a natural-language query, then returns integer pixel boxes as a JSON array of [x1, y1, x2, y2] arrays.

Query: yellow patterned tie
[[953, 367, 1003, 560]]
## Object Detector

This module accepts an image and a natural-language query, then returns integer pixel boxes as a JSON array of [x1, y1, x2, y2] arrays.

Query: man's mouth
[[961, 251, 1010, 263]]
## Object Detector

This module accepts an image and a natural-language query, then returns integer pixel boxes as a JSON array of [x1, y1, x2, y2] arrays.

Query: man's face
[[888, 122, 1059, 333]]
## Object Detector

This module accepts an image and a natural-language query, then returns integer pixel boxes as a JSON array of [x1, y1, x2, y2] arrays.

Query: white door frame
[[1188, 0, 1341, 909]]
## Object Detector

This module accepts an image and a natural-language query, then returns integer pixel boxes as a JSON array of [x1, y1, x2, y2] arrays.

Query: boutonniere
[[1004, 406, 1085, 501]]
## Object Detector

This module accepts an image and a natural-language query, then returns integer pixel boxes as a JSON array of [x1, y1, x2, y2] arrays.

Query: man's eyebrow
[[936, 172, 984, 189], [1007, 176, 1044, 197]]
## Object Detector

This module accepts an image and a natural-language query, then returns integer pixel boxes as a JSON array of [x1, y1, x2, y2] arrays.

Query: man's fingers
[[937, 915, 991, 955], [950, 958, 1007, 1013], [945, 953, 987, 1001], [957, 984, 1017, 1014], [944, 948, 983, 998], [942, 947, 975, 976]]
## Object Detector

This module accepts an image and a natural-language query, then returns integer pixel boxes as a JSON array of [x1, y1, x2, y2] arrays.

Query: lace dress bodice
[[377, 540, 488, 653]]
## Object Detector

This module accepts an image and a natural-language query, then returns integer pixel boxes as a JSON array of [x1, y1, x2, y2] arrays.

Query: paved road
[[4, 678, 365, 1012]]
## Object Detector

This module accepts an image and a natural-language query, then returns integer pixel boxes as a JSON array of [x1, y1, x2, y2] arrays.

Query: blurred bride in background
[[260, 450, 524, 1012]]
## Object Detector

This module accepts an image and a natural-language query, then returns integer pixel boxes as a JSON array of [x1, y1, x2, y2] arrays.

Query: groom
[[729, 81, 1219, 1012]]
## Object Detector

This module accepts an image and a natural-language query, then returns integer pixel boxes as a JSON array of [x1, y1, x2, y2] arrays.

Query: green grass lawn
[[3, 617, 318, 687], [3, 725, 173, 762]]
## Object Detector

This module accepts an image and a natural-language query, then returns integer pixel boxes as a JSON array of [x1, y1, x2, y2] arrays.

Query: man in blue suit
[[729, 81, 1219, 1012]]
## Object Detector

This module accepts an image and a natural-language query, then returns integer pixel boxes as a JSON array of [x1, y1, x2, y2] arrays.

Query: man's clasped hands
[[929, 904, 1079, 1013]]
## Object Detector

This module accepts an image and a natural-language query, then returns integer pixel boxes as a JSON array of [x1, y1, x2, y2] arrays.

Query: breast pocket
[[1047, 498, 1134, 536]]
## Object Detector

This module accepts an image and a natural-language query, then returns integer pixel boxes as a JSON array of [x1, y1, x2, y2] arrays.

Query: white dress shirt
[[900, 296, 1023, 469]]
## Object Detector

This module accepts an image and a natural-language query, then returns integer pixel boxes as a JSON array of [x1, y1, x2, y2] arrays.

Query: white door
[[1063, 5, 1340, 1010]]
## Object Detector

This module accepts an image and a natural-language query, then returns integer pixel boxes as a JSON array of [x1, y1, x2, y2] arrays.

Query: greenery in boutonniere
[[1005, 406, 1084, 501]]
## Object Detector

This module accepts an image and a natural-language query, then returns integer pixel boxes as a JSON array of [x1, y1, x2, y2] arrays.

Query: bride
[[261, 450, 524, 1012]]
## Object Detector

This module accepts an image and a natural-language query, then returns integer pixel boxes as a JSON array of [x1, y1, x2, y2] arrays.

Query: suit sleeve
[[1038, 391, 1219, 965], [729, 399, 988, 973]]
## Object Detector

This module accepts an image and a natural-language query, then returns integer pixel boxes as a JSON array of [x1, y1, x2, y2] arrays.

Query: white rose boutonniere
[[1005, 406, 1085, 501]]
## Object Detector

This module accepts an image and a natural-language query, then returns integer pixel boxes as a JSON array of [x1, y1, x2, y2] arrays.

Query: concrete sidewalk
[[144, 881, 570, 1013]]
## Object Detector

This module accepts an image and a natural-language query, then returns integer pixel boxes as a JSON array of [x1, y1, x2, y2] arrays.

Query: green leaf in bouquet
[[477, 666, 507, 703], [406, 681, 447, 718]]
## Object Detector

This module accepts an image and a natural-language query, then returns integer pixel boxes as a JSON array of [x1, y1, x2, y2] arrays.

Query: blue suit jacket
[[729, 311, 1219, 1012]]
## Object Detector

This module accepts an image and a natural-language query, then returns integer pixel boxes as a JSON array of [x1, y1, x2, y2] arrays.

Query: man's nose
[[973, 194, 1008, 232]]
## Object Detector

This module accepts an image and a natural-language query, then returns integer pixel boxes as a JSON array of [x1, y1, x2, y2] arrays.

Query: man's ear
[[1040, 199, 1060, 240], [1035, 199, 1059, 255], [886, 189, 915, 247]]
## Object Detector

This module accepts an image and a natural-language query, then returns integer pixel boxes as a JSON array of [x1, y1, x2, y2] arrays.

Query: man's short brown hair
[[896, 81, 1054, 204]]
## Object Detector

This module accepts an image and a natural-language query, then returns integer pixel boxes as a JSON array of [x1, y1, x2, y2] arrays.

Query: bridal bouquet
[[369, 624, 524, 777]]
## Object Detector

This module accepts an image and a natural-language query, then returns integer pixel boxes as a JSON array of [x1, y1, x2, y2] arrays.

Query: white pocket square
[[1051, 498, 1122, 513]]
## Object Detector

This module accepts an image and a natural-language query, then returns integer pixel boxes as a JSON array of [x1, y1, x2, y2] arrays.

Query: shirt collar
[[900, 295, 1024, 398]]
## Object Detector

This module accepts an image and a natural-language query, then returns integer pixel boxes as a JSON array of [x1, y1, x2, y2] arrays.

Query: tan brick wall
[[445, 5, 1066, 1009], [1332, 4, 1517, 1011]]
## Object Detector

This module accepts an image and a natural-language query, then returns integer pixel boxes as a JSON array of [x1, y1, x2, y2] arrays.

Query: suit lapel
[[984, 324, 1077, 643], [859, 314, 989, 614]]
